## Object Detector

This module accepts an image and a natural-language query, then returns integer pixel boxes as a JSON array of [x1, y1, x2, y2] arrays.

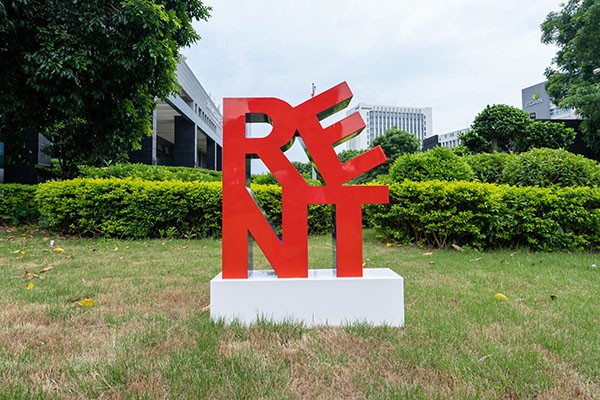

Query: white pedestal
[[210, 268, 404, 327]]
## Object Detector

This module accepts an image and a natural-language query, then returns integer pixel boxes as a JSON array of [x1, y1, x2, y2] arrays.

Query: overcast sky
[[182, 0, 561, 139]]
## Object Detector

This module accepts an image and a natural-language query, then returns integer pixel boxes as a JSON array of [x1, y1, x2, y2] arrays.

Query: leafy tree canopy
[[350, 127, 420, 184], [541, 0, 600, 158], [516, 121, 576, 152], [0, 0, 211, 178], [467, 104, 532, 153]]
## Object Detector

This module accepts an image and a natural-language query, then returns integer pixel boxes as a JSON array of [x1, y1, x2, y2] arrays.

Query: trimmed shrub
[[465, 152, 514, 184], [35, 178, 332, 238], [502, 148, 600, 188], [0, 184, 39, 225], [389, 147, 474, 183], [366, 180, 600, 251], [79, 163, 222, 182]]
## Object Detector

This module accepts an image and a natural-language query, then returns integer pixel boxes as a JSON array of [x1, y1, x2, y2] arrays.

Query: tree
[[464, 104, 532, 153], [351, 127, 420, 184], [0, 0, 211, 178], [541, 0, 600, 158], [516, 121, 576, 152]]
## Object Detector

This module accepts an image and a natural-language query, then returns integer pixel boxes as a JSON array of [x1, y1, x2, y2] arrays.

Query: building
[[1, 60, 222, 184], [129, 61, 222, 170], [422, 127, 468, 151], [342, 103, 432, 151], [521, 82, 578, 120], [438, 128, 468, 149]]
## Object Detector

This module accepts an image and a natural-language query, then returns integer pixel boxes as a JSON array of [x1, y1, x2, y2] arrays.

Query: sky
[[181, 0, 563, 166]]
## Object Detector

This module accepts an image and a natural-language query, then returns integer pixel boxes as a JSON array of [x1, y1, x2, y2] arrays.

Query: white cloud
[[184, 0, 563, 135]]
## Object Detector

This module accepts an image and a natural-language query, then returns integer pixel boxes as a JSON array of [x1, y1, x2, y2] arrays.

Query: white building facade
[[438, 128, 469, 149], [342, 103, 432, 151]]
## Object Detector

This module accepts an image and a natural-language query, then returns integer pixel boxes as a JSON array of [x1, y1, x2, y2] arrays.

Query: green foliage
[[79, 163, 222, 182], [0, 184, 39, 225], [465, 152, 514, 183], [502, 148, 600, 188], [35, 178, 332, 238], [466, 104, 532, 153], [542, 0, 600, 158], [250, 173, 279, 185], [516, 121, 576, 152], [389, 146, 474, 183], [366, 180, 600, 250], [356, 128, 420, 184], [0, 0, 211, 178]]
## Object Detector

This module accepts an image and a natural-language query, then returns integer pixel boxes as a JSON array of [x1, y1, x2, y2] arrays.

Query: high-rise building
[[341, 103, 432, 151]]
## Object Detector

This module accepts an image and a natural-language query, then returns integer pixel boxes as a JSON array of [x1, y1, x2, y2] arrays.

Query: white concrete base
[[210, 268, 404, 327]]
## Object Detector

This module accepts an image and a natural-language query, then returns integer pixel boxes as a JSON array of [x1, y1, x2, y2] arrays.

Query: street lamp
[[593, 67, 600, 75]]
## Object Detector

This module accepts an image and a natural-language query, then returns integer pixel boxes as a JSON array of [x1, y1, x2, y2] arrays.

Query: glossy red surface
[[222, 82, 389, 279]]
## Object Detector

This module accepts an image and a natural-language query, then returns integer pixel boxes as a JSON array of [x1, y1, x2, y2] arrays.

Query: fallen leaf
[[470, 258, 482, 262], [201, 304, 210, 312], [52, 247, 65, 253], [550, 294, 557, 301], [113, 247, 119, 251], [500, 260, 508, 265], [428, 261, 435, 265], [423, 252, 433, 257], [20, 249, 30, 255], [26, 283, 34, 290], [11, 250, 21, 254], [386, 243, 393, 247], [362, 261, 367, 267], [124, 246, 130, 250], [22, 272, 40, 280], [81, 298, 94, 307], [451, 244, 463, 252], [39, 266, 53, 274], [494, 293, 508, 301]]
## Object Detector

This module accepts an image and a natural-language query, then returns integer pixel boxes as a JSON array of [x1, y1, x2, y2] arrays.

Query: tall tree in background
[[542, 0, 600, 158], [0, 0, 211, 178]]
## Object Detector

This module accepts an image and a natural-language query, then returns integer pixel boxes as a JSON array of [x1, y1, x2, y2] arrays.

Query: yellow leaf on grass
[[20, 249, 30, 255], [494, 293, 508, 301], [52, 247, 65, 253], [80, 298, 94, 307], [26, 283, 34, 290], [386, 243, 393, 247], [39, 266, 53, 274]]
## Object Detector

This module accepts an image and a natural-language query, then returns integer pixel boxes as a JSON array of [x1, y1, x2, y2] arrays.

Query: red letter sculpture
[[222, 82, 389, 279]]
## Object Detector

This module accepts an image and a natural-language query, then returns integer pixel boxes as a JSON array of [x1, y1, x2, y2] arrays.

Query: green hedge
[[79, 163, 222, 182], [366, 180, 600, 251], [35, 178, 332, 238], [389, 147, 475, 182], [0, 184, 39, 225]]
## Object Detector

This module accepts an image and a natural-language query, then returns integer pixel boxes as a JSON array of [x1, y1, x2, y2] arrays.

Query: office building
[[521, 82, 578, 120], [342, 103, 432, 151], [2, 60, 222, 184]]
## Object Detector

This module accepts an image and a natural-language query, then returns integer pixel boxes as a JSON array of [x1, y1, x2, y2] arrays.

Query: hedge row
[[0, 184, 39, 225], [79, 163, 222, 182], [4, 178, 600, 251], [34, 178, 332, 238], [389, 147, 600, 188], [366, 180, 600, 251]]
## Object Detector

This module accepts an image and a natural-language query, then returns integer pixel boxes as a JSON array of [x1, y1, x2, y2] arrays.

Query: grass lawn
[[0, 227, 598, 399]]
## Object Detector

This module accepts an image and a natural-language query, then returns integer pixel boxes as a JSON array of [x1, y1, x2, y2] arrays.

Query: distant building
[[342, 103, 432, 151], [422, 127, 468, 151], [522, 82, 578, 120], [438, 128, 468, 149], [2, 60, 222, 184]]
